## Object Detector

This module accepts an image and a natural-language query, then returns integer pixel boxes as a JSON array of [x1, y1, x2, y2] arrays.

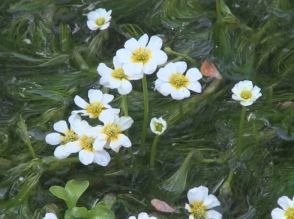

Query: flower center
[[131, 48, 152, 64], [285, 207, 294, 219], [86, 102, 105, 118], [155, 122, 164, 132], [190, 201, 207, 219], [112, 68, 128, 80], [95, 17, 105, 26], [80, 136, 95, 152], [169, 73, 189, 89], [103, 124, 121, 142], [240, 90, 252, 100], [61, 130, 78, 144]]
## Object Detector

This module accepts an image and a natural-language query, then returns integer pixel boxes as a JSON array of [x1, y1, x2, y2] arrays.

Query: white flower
[[116, 34, 168, 77], [43, 213, 57, 219], [87, 8, 112, 31], [66, 119, 111, 166], [155, 61, 202, 100], [97, 56, 141, 95], [128, 212, 157, 219], [185, 186, 222, 219], [73, 89, 119, 119], [231, 80, 262, 106], [93, 110, 133, 153], [271, 196, 294, 219], [45, 114, 81, 159], [150, 117, 167, 135]]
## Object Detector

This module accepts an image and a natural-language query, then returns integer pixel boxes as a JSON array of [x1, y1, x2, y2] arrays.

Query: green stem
[[121, 95, 128, 116], [164, 47, 196, 65], [141, 75, 149, 150], [150, 135, 160, 168], [238, 106, 247, 145]]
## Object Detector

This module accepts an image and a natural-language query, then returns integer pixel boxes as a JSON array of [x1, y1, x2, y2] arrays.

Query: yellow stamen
[[86, 102, 105, 118], [95, 17, 105, 26], [80, 136, 95, 152], [61, 130, 78, 144], [131, 48, 152, 64], [190, 201, 207, 219], [240, 90, 252, 100], [285, 207, 294, 219], [155, 122, 163, 132], [169, 73, 189, 89], [112, 68, 128, 80], [103, 124, 121, 142]]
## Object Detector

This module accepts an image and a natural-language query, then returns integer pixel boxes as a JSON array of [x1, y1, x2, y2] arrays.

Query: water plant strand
[[150, 135, 159, 168], [121, 95, 128, 116], [141, 75, 149, 150], [238, 106, 246, 145]]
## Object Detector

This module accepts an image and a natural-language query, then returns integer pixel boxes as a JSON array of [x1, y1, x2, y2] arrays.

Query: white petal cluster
[[128, 212, 157, 219], [73, 89, 119, 119], [231, 80, 262, 106], [87, 8, 112, 31], [150, 117, 167, 135], [43, 213, 57, 219], [116, 34, 168, 77], [155, 61, 202, 100], [271, 196, 294, 219], [185, 186, 222, 219], [45, 88, 133, 166], [98, 57, 141, 95]]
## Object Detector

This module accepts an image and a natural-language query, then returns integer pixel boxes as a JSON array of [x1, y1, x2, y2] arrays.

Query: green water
[[0, 0, 294, 218]]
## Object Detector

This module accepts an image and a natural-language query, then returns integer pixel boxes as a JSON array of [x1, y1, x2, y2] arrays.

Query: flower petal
[[117, 116, 134, 131], [271, 208, 285, 219], [204, 194, 221, 209], [187, 186, 209, 203], [93, 135, 107, 151], [79, 150, 94, 165], [99, 110, 116, 124], [156, 82, 173, 96], [45, 133, 61, 145], [74, 95, 88, 109], [100, 22, 110, 30], [109, 140, 121, 152], [118, 134, 132, 148], [101, 93, 114, 104], [118, 80, 132, 95], [147, 35, 163, 50], [186, 68, 202, 81], [188, 81, 202, 93], [53, 120, 68, 133], [87, 20, 98, 31], [157, 67, 173, 81], [94, 150, 111, 166], [88, 89, 103, 103], [124, 38, 140, 52], [65, 141, 82, 153], [123, 63, 143, 76], [138, 34, 149, 47], [143, 59, 157, 75], [278, 196, 294, 210], [207, 210, 222, 219], [174, 61, 187, 73], [54, 145, 70, 159], [97, 63, 112, 77], [116, 48, 132, 64], [171, 88, 190, 100]]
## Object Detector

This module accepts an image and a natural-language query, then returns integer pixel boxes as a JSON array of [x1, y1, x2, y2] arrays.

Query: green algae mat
[[0, 0, 294, 218]]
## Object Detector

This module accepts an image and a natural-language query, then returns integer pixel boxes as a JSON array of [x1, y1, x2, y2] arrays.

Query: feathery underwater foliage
[[0, 0, 294, 218]]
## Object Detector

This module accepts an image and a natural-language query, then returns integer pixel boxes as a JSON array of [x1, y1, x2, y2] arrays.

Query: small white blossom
[[116, 34, 168, 78], [98, 56, 141, 95], [45, 114, 81, 159], [87, 8, 112, 31], [93, 110, 133, 153], [150, 117, 167, 135], [73, 89, 119, 119], [185, 186, 222, 219], [128, 212, 157, 219], [271, 195, 294, 219], [155, 61, 202, 100], [43, 213, 57, 219], [66, 119, 111, 166], [231, 80, 262, 106]]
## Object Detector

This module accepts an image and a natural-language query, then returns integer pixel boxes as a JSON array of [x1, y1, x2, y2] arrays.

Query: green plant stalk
[[141, 75, 149, 150], [121, 95, 128, 116], [150, 135, 160, 168], [238, 106, 246, 144], [27, 142, 36, 159]]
